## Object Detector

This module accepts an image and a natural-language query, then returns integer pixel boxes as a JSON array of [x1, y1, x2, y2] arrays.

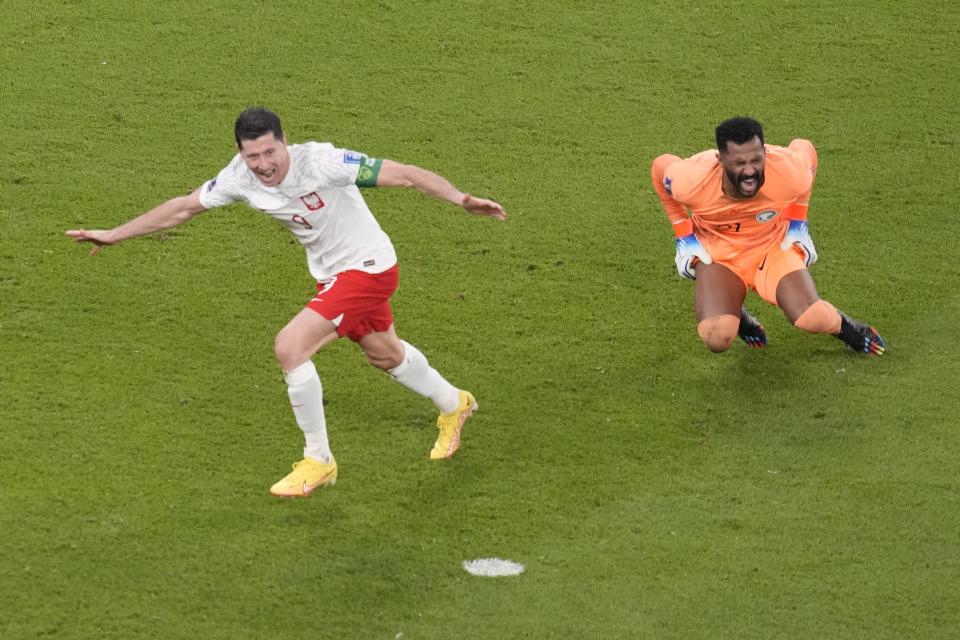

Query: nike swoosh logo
[[302, 471, 334, 494]]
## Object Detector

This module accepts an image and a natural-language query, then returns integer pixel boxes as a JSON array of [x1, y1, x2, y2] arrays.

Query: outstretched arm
[[65, 188, 209, 255], [374, 159, 505, 220]]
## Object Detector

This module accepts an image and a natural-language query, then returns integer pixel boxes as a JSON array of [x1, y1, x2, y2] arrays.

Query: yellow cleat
[[269, 457, 337, 498], [430, 390, 477, 460]]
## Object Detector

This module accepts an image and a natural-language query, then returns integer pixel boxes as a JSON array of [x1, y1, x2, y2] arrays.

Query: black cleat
[[835, 312, 885, 356], [738, 305, 767, 349]]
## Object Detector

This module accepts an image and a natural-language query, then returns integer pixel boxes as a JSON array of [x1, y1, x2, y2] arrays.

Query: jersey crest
[[300, 192, 325, 211]]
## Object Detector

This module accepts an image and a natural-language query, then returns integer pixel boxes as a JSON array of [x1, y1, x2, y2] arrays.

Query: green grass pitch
[[2, 1, 959, 638]]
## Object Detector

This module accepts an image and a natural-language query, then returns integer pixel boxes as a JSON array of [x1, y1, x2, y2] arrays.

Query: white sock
[[283, 360, 332, 463], [388, 341, 460, 414]]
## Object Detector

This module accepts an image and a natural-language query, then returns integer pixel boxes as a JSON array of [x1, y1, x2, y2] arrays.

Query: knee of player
[[703, 338, 734, 353], [274, 332, 301, 371], [698, 315, 739, 353]]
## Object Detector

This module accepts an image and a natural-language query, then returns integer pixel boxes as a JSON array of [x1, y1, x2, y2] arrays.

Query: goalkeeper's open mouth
[[737, 172, 762, 196]]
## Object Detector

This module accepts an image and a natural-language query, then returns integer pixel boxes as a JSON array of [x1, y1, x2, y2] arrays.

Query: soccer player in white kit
[[66, 107, 506, 497]]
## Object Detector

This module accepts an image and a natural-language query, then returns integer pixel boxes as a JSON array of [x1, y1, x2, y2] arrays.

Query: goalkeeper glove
[[779, 203, 818, 266], [673, 220, 713, 279]]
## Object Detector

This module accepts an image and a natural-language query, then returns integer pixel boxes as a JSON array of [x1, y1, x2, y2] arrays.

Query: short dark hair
[[715, 116, 764, 153], [234, 107, 284, 146]]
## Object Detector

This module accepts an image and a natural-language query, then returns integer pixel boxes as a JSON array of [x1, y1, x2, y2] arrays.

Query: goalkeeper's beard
[[726, 168, 765, 198]]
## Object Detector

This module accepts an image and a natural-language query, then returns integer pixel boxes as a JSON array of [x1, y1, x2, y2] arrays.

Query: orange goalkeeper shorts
[[712, 242, 808, 306]]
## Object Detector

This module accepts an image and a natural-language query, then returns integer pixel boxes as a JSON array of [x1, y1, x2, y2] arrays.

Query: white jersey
[[198, 142, 397, 282]]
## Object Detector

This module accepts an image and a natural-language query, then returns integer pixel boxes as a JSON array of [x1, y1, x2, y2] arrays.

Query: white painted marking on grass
[[462, 558, 525, 577]]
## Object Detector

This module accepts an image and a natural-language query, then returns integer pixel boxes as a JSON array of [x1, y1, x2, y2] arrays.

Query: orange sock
[[793, 300, 841, 334]]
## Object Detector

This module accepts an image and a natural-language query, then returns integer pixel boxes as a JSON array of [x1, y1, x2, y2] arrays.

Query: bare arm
[[374, 159, 505, 220], [65, 188, 209, 255]]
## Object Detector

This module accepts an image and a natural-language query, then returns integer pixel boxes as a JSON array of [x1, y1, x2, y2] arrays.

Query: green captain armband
[[355, 157, 383, 187]]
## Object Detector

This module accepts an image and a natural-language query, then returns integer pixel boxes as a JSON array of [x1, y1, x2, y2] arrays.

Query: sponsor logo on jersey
[[343, 152, 364, 164], [300, 192, 325, 211], [755, 209, 777, 223], [663, 176, 673, 196]]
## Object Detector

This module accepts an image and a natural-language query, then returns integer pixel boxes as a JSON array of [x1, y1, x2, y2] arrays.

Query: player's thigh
[[775, 270, 821, 323], [694, 262, 747, 321], [275, 307, 340, 370], [754, 246, 820, 322]]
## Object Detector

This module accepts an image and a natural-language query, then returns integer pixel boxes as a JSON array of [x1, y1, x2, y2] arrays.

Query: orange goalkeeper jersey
[[658, 141, 816, 262]]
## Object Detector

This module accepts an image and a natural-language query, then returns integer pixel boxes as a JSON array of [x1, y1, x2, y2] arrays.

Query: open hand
[[64, 229, 115, 256], [461, 194, 506, 221]]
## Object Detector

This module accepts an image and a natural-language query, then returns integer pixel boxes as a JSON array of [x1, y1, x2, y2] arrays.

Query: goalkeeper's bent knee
[[698, 314, 740, 353], [793, 299, 842, 334]]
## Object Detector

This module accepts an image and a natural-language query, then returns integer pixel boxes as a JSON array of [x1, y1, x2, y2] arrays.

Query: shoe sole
[[432, 400, 478, 460]]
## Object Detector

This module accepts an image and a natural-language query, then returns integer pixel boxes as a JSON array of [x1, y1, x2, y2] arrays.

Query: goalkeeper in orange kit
[[650, 116, 884, 355]]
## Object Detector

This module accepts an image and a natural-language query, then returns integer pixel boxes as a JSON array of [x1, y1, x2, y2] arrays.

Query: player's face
[[718, 137, 765, 198], [239, 133, 290, 187]]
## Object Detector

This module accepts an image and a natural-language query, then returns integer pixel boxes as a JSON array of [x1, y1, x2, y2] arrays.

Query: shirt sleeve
[[779, 144, 815, 198], [662, 156, 697, 204], [197, 162, 243, 209], [305, 143, 365, 188], [651, 154, 690, 229]]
